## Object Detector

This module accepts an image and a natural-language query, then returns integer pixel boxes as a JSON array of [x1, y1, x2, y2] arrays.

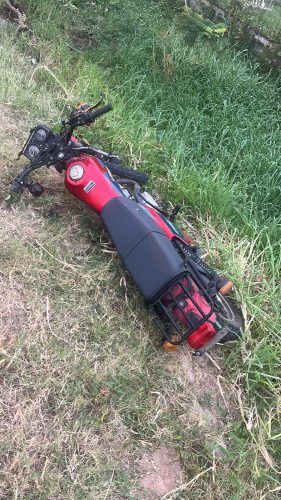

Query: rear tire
[[107, 163, 149, 185], [214, 294, 244, 343]]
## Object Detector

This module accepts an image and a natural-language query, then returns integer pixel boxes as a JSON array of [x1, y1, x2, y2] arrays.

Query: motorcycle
[[10, 98, 243, 355]]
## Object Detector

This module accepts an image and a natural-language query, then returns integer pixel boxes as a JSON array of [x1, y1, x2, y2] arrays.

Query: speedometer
[[22, 125, 51, 161], [34, 128, 47, 142], [26, 144, 40, 160]]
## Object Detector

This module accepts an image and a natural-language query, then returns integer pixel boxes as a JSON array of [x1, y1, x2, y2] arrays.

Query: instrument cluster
[[22, 125, 52, 161]]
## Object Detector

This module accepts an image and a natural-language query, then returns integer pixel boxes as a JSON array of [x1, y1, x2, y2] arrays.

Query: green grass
[[20, 0, 281, 251], [0, 0, 281, 497]]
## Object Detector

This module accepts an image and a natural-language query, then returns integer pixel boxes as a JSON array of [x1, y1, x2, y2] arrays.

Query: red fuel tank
[[65, 156, 121, 213]]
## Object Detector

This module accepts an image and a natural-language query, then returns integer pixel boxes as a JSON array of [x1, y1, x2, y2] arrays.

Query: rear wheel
[[213, 294, 244, 342]]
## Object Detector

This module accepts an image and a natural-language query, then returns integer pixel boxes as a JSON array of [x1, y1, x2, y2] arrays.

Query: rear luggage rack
[[151, 271, 215, 345]]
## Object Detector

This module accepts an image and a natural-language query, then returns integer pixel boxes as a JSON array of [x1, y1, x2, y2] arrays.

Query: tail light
[[152, 273, 217, 349]]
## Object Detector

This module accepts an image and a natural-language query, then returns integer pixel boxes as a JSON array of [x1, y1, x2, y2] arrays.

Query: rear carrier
[[101, 196, 217, 347], [152, 271, 217, 347]]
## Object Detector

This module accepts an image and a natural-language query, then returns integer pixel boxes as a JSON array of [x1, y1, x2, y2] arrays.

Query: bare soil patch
[[166, 350, 231, 430], [139, 446, 184, 499], [67, 25, 98, 50]]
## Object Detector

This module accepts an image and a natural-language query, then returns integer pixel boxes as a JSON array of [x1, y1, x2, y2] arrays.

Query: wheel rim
[[214, 293, 235, 323]]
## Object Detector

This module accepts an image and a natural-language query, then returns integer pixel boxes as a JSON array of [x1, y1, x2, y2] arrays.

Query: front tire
[[106, 163, 149, 185]]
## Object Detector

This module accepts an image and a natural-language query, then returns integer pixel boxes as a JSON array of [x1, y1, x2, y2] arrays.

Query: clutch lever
[[75, 93, 105, 115], [87, 93, 105, 111]]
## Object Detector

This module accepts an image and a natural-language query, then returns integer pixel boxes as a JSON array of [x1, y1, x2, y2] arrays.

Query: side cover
[[101, 197, 185, 302]]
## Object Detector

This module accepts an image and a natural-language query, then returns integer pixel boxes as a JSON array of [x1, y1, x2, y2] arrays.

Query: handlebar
[[86, 104, 113, 123], [69, 104, 113, 127], [11, 179, 24, 193], [11, 161, 44, 193], [10, 101, 113, 194]]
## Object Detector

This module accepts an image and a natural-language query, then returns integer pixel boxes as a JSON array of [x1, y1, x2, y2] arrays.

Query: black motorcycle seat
[[101, 196, 185, 302]]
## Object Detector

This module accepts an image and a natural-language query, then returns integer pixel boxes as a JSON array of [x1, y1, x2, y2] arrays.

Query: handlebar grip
[[11, 179, 24, 194], [85, 104, 113, 124]]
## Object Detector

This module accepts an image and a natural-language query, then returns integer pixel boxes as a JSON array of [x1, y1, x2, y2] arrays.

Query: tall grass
[[2, 0, 281, 494], [22, 0, 281, 253]]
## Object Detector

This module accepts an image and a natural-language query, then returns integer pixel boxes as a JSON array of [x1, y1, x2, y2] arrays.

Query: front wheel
[[213, 294, 244, 343], [106, 162, 149, 185]]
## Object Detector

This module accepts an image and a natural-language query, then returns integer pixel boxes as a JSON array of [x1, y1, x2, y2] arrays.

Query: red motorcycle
[[11, 100, 243, 355]]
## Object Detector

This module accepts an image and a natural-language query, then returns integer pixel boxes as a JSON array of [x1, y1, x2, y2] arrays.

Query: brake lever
[[74, 93, 105, 116]]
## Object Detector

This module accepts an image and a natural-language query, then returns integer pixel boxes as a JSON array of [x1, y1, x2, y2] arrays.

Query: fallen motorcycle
[[10, 98, 243, 355]]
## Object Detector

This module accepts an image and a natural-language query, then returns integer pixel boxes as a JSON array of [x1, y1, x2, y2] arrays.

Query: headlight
[[69, 164, 84, 181]]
